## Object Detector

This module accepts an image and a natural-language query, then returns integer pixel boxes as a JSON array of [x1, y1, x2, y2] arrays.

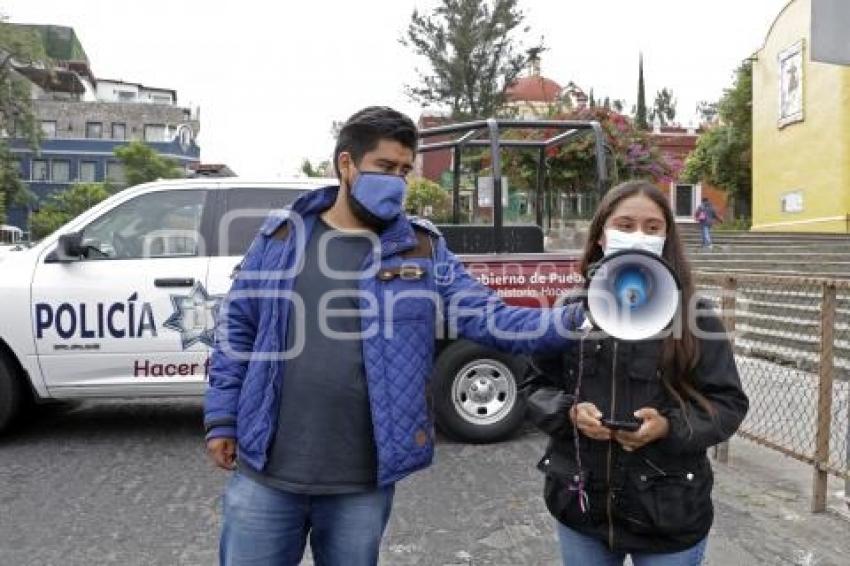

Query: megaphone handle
[[620, 342, 632, 421], [608, 341, 618, 423], [606, 340, 640, 428]]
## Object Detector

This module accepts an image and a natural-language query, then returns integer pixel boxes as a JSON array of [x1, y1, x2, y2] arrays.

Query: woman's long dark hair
[[580, 180, 712, 415]]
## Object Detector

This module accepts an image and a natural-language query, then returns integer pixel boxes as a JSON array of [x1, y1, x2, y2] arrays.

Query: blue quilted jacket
[[204, 185, 582, 486]]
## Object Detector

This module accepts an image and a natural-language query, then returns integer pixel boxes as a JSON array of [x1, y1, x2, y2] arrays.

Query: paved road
[[0, 399, 849, 565]]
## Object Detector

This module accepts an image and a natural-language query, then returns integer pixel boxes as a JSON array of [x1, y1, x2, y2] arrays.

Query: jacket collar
[[259, 185, 418, 258]]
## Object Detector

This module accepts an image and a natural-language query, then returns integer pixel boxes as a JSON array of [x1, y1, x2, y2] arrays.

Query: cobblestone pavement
[[0, 400, 849, 565]]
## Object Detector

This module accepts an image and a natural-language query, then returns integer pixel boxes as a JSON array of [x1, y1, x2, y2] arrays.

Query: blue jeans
[[220, 472, 394, 566], [557, 522, 707, 566], [699, 223, 712, 247]]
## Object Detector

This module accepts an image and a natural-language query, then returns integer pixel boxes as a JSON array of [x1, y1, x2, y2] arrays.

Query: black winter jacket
[[524, 308, 748, 554]]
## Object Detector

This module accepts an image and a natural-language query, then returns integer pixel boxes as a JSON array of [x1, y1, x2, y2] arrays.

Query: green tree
[[696, 100, 719, 125], [649, 87, 676, 127], [0, 147, 23, 221], [0, 18, 48, 222], [588, 92, 625, 113], [30, 182, 112, 238], [634, 54, 649, 130], [405, 177, 452, 221], [682, 61, 752, 218], [114, 141, 183, 187], [502, 106, 674, 200], [402, 0, 543, 119], [300, 158, 332, 178]]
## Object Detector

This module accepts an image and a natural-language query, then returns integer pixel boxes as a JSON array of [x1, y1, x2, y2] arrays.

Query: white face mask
[[603, 228, 666, 257]]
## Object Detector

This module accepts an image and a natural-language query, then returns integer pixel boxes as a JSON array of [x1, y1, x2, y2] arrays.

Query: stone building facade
[[32, 99, 198, 144]]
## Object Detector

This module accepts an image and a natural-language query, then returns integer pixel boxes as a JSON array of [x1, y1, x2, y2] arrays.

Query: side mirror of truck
[[50, 232, 85, 262]]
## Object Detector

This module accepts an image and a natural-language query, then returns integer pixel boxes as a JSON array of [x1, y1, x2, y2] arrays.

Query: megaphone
[[586, 249, 681, 341]]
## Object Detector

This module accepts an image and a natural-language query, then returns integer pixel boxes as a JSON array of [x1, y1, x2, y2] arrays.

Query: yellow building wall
[[752, 0, 850, 232]]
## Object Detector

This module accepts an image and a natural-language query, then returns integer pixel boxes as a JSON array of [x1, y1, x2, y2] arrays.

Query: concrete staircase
[[547, 224, 850, 277], [680, 228, 850, 380], [682, 229, 850, 278]]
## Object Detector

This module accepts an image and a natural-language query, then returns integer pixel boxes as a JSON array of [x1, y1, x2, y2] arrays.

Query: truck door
[[31, 188, 213, 397]]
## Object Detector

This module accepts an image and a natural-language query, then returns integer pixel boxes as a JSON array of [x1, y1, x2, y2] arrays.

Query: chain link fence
[[695, 273, 850, 512]]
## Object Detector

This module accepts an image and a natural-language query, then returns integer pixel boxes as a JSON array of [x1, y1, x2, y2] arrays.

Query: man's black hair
[[333, 106, 418, 179]]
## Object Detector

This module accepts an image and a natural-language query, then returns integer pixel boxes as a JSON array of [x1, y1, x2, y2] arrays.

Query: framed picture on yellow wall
[[778, 40, 805, 128]]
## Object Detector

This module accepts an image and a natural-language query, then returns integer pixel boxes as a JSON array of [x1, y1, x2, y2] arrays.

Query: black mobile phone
[[601, 418, 642, 432]]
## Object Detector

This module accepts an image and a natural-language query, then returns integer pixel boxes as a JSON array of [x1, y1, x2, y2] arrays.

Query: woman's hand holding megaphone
[[612, 408, 670, 452]]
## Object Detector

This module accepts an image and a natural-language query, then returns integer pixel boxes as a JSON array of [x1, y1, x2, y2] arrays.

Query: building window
[[32, 160, 49, 181], [112, 123, 127, 140], [106, 162, 126, 184], [151, 95, 172, 105], [178, 126, 193, 150], [86, 122, 103, 139], [9, 119, 26, 138], [117, 90, 136, 101], [144, 124, 166, 142], [52, 160, 70, 183], [674, 184, 696, 217], [41, 121, 57, 138], [80, 161, 97, 183]]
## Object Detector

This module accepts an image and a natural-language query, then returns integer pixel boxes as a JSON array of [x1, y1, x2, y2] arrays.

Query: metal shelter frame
[[417, 119, 609, 253]]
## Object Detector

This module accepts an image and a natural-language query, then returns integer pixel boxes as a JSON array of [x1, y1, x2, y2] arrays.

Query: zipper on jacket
[[606, 340, 618, 550]]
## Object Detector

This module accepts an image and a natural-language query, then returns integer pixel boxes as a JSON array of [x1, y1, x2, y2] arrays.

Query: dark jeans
[[220, 472, 394, 566]]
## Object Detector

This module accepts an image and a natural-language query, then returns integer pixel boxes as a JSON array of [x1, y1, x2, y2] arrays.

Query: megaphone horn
[[586, 249, 681, 341]]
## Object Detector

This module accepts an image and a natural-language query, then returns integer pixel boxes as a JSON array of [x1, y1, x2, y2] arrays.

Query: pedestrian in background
[[525, 181, 748, 565], [694, 197, 722, 249]]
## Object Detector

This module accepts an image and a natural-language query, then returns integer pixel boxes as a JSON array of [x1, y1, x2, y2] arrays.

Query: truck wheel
[[433, 340, 527, 443], [0, 354, 23, 434]]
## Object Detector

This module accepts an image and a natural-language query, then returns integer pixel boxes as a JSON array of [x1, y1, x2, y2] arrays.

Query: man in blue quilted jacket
[[204, 106, 584, 565]]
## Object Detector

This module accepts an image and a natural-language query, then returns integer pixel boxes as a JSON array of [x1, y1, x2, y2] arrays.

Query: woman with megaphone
[[524, 181, 748, 565]]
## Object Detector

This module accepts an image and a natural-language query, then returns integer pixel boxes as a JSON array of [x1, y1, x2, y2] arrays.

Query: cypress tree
[[635, 53, 649, 130]]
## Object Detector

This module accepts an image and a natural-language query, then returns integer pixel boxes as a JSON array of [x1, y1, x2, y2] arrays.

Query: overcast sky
[[5, 0, 788, 178]]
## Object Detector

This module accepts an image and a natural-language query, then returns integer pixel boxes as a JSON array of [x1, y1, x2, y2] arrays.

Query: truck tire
[[432, 340, 527, 443], [0, 353, 23, 434]]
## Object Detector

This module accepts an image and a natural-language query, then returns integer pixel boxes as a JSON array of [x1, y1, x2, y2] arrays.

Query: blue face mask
[[347, 171, 407, 229]]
